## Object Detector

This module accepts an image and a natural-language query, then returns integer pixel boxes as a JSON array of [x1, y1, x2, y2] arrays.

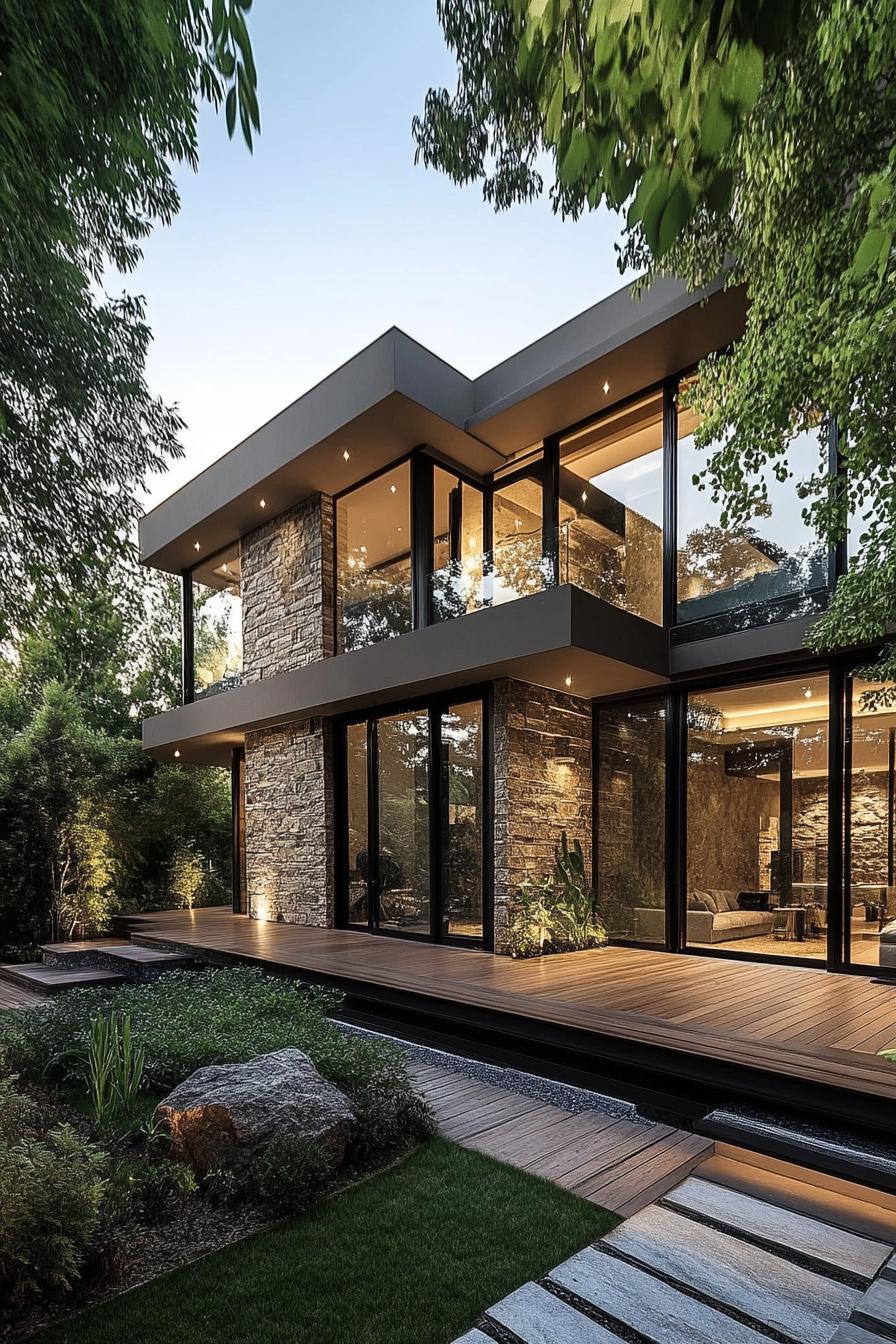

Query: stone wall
[[687, 742, 778, 893], [492, 679, 593, 953], [244, 718, 334, 925], [241, 494, 334, 681], [795, 772, 891, 886]]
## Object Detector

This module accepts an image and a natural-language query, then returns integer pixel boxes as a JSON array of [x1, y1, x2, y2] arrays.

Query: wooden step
[[0, 963, 125, 995], [97, 945, 195, 967], [41, 939, 128, 956]]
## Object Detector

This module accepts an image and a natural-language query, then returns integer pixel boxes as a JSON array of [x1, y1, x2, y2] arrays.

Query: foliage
[[0, 1074, 37, 1146], [416, 0, 896, 684], [0, 1121, 108, 1303], [507, 831, 607, 957], [104, 1156, 197, 1228], [0, 1, 259, 641], [212, 1133, 335, 1215], [33, 1139, 618, 1344], [4, 969, 431, 1159], [86, 1014, 146, 1132]]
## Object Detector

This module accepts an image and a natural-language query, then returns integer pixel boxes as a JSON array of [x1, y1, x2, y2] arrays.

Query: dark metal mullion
[[429, 710, 445, 942], [230, 748, 243, 914], [667, 689, 686, 953], [181, 572, 194, 705], [411, 451, 434, 630], [888, 728, 895, 891], [829, 664, 847, 968], [663, 379, 678, 630], [544, 435, 560, 586], [778, 740, 794, 907], [367, 719, 380, 933]]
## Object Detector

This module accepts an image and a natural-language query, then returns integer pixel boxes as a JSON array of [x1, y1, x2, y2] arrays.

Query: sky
[[136, 2, 629, 510]]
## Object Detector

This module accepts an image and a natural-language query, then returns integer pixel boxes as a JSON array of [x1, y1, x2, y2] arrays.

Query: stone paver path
[[447, 1133, 896, 1344]]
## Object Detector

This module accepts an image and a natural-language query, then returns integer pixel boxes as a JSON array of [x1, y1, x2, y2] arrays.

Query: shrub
[[249, 1134, 333, 1214], [507, 832, 608, 958], [104, 1156, 197, 1228], [0, 1075, 38, 1144], [0, 1124, 107, 1302]]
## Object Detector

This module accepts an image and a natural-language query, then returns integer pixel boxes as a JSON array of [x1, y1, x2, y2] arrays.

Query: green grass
[[41, 1139, 617, 1344]]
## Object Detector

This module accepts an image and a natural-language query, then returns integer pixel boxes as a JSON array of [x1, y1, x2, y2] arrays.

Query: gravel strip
[[336, 1019, 644, 1122]]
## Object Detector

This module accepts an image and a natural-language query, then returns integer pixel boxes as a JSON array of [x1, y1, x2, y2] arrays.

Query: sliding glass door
[[340, 697, 487, 944]]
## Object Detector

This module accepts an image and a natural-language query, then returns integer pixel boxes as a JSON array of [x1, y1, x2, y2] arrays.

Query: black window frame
[[181, 542, 243, 706], [334, 685, 493, 949]]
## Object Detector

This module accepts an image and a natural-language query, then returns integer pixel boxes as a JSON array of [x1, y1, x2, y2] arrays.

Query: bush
[[208, 1133, 334, 1215], [104, 1156, 197, 1228], [0, 1123, 107, 1302], [2, 967, 432, 1162], [0, 1074, 38, 1144]]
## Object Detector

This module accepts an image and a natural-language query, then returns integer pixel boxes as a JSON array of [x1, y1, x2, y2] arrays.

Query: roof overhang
[[139, 277, 747, 576], [144, 586, 668, 765]]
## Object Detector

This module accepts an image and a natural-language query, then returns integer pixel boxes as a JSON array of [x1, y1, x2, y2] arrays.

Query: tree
[[414, 0, 896, 685], [0, 0, 259, 642]]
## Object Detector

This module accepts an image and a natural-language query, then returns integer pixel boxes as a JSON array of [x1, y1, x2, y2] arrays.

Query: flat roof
[[140, 275, 746, 574]]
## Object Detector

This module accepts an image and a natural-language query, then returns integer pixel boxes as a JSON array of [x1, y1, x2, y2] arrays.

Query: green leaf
[[545, 79, 564, 142], [701, 83, 733, 159], [851, 226, 892, 277], [559, 127, 590, 183], [721, 42, 765, 112], [657, 179, 693, 256], [225, 85, 237, 139]]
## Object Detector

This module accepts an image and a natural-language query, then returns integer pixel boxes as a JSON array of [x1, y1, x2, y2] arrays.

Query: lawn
[[40, 1138, 617, 1344]]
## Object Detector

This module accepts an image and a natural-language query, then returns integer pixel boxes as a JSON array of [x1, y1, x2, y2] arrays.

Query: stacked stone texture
[[492, 679, 593, 953], [241, 495, 335, 925]]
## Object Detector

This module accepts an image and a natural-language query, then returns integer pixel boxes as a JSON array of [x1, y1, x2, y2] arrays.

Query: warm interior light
[[804, 686, 813, 699], [259, 497, 266, 509], [564, 675, 573, 688], [174, 749, 181, 759], [343, 449, 350, 462], [390, 484, 397, 494], [193, 541, 201, 552], [581, 490, 588, 504], [603, 380, 610, 395]]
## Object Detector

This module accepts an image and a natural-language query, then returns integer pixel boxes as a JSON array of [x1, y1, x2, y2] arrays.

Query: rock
[[154, 1048, 355, 1173]]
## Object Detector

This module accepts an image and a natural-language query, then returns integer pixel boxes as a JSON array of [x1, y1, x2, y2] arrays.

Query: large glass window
[[440, 701, 484, 939], [191, 542, 243, 700], [685, 675, 829, 960], [431, 468, 486, 621], [559, 393, 664, 624], [846, 676, 896, 968], [346, 723, 369, 926], [677, 396, 828, 625], [377, 711, 431, 935], [596, 698, 666, 944], [491, 460, 551, 605], [336, 462, 412, 653]]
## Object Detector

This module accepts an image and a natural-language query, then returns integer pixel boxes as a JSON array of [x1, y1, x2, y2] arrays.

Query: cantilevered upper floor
[[141, 275, 842, 763]]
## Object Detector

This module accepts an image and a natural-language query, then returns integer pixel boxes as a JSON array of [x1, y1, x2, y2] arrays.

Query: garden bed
[[0, 967, 433, 1339]]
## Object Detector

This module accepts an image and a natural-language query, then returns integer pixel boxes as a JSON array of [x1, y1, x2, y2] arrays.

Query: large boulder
[[154, 1048, 355, 1173]]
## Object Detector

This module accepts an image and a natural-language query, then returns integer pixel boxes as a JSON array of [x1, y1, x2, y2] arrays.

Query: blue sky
[[138, 2, 628, 509]]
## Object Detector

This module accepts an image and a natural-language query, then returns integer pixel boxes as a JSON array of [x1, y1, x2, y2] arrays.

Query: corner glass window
[[559, 392, 664, 624], [491, 457, 551, 605], [192, 543, 243, 700], [846, 675, 896, 969], [336, 462, 412, 653], [676, 390, 828, 625], [431, 467, 486, 621], [685, 675, 829, 960]]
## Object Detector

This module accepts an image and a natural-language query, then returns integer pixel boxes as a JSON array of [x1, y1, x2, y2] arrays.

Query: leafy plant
[[507, 832, 607, 958], [86, 1013, 145, 1131], [105, 1157, 197, 1228]]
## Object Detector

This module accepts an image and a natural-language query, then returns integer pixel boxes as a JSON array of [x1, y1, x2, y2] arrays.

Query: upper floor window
[[676, 392, 828, 626], [192, 542, 243, 700], [431, 466, 486, 621], [336, 461, 412, 653], [559, 392, 664, 625], [491, 453, 553, 605]]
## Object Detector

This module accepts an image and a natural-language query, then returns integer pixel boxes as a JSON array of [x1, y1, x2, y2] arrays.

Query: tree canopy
[[0, 0, 258, 642], [414, 0, 896, 684]]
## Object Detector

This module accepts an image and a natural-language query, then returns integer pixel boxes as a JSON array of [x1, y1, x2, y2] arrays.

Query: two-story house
[[140, 273, 894, 987]]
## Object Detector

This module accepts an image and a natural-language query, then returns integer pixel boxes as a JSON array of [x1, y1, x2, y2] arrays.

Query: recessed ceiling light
[[803, 686, 813, 699], [603, 380, 610, 395], [581, 490, 587, 504], [259, 497, 266, 509], [193, 541, 201, 552], [343, 449, 350, 462], [390, 484, 397, 494], [174, 749, 181, 759], [564, 675, 573, 688]]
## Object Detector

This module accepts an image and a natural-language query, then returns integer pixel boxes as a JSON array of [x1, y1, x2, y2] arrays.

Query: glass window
[[596, 698, 666, 944], [377, 711, 431, 935], [491, 462, 551, 604], [559, 392, 664, 624], [677, 393, 828, 625], [345, 723, 369, 926], [336, 462, 412, 653], [441, 701, 484, 939], [846, 676, 896, 968], [685, 675, 829, 960], [431, 468, 486, 621], [191, 542, 243, 700]]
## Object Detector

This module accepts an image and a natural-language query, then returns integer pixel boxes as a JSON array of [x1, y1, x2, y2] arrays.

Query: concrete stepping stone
[[829, 1325, 892, 1343], [452, 1332, 496, 1344], [604, 1202, 860, 1344], [548, 1244, 770, 1344], [485, 1281, 623, 1342], [664, 1175, 892, 1283], [852, 1273, 896, 1335]]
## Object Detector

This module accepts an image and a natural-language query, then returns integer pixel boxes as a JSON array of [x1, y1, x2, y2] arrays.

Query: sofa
[[634, 889, 776, 944]]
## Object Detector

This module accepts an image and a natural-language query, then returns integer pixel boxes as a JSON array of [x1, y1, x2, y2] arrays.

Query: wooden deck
[[121, 907, 896, 1123]]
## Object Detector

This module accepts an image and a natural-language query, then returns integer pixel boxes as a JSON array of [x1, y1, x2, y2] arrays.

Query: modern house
[[142, 273, 893, 977]]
